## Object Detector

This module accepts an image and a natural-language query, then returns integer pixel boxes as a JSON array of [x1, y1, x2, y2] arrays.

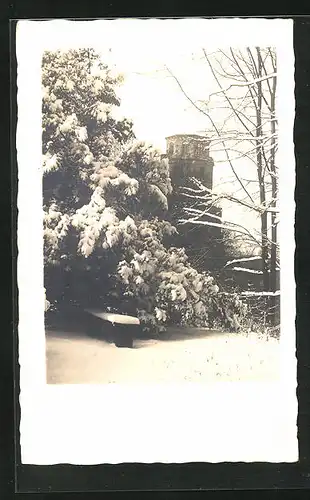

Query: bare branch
[[180, 179, 280, 215], [225, 256, 262, 268], [207, 72, 277, 99], [240, 290, 280, 297], [165, 65, 255, 204], [178, 217, 261, 245], [202, 49, 256, 139]]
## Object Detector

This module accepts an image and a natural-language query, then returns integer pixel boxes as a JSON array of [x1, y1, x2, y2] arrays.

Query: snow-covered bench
[[85, 309, 140, 348]]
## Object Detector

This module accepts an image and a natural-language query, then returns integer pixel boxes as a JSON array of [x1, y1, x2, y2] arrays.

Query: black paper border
[[5, 12, 310, 495]]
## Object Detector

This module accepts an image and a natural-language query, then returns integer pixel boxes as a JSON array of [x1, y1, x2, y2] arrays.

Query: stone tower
[[166, 134, 214, 189], [166, 133, 224, 273]]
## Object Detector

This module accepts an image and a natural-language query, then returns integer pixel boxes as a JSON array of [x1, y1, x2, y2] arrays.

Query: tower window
[[194, 143, 200, 157], [181, 143, 189, 157], [168, 142, 174, 155]]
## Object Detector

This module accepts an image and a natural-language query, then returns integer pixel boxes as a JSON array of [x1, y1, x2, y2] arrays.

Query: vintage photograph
[[17, 19, 297, 465], [43, 38, 281, 385]]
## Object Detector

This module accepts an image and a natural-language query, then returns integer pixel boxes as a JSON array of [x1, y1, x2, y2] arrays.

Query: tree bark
[[269, 60, 278, 324], [256, 48, 270, 293]]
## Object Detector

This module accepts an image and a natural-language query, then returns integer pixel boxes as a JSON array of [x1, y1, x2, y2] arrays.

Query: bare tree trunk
[[269, 56, 278, 324], [255, 47, 269, 293]]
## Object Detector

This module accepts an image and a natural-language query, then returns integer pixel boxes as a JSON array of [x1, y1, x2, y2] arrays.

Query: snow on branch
[[180, 199, 279, 252], [231, 267, 263, 275], [225, 256, 262, 268], [178, 218, 261, 245], [180, 179, 279, 215], [183, 207, 223, 222], [207, 133, 278, 147], [207, 72, 277, 100], [240, 290, 280, 297]]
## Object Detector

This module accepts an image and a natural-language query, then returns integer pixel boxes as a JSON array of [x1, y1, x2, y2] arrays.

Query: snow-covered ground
[[46, 327, 280, 384]]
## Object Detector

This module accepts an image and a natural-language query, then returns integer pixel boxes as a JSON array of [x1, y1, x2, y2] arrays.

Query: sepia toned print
[[43, 45, 281, 384]]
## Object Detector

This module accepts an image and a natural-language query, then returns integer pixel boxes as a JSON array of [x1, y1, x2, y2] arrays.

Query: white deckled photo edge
[[16, 18, 298, 466]]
